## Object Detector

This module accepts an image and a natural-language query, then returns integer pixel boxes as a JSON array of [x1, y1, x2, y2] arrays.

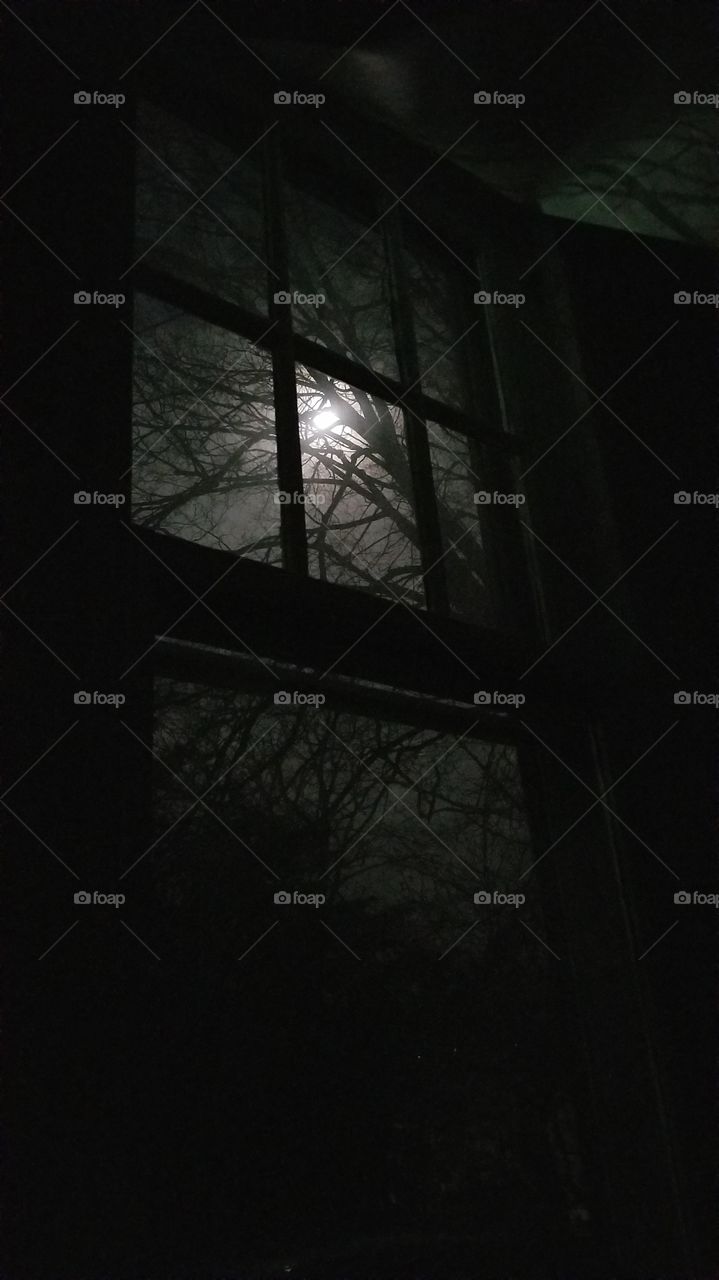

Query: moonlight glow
[[311, 408, 340, 433]]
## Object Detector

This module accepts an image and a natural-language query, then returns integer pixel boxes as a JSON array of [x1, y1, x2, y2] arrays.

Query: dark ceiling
[[18, 0, 719, 245]]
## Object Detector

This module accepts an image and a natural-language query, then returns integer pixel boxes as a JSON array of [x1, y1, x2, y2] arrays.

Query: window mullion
[[263, 129, 308, 576], [462, 263, 535, 637], [385, 209, 449, 615]]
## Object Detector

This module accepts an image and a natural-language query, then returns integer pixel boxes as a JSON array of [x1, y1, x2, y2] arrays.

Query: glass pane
[[407, 245, 472, 411], [285, 182, 398, 379], [131, 293, 281, 563], [428, 422, 492, 625], [296, 365, 424, 606], [147, 677, 587, 1260], [134, 100, 267, 313]]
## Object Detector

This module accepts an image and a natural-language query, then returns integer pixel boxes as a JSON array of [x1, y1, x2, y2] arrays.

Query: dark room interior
[[4, 2, 718, 1277]]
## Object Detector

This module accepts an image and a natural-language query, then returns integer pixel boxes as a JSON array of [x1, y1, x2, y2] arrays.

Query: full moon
[[311, 408, 340, 433]]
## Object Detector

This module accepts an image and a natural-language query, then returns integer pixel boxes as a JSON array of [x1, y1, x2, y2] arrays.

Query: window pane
[[134, 101, 267, 313], [285, 183, 398, 379], [131, 293, 281, 563], [147, 677, 586, 1255], [407, 244, 472, 411], [296, 365, 424, 606], [428, 422, 492, 625]]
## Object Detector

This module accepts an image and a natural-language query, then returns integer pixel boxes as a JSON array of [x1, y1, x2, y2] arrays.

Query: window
[[297, 368, 424, 603], [135, 99, 266, 312], [130, 98, 525, 629], [132, 294, 281, 561], [144, 663, 587, 1247], [284, 178, 398, 378], [121, 90, 591, 1262]]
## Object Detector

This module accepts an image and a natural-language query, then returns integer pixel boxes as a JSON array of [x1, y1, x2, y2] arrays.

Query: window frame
[[131, 78, 531, 635]]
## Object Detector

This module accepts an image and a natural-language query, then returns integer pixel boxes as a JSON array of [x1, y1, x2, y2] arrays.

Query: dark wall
[[560, 223, 718, 1274]]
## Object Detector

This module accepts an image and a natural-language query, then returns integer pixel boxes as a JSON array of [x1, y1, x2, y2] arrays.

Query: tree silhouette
[[132, 100, 488, 617], [143, 678, 590, 1246]]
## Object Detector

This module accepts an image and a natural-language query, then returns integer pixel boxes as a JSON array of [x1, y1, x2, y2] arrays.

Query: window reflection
[[428, 422, 492, 625], [406, 244, 473, 411], [285, 181, 398, 379], [146, 678, 585, 1246], [135, 101, 267, 313]]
